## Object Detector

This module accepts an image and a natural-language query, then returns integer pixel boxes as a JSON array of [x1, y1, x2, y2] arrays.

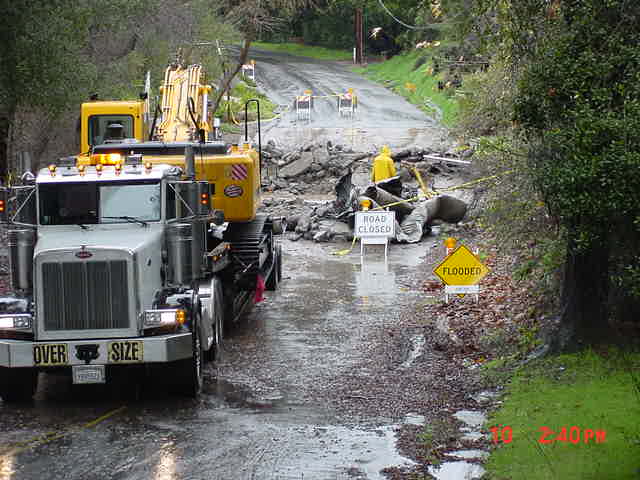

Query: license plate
[[33, 343, 69, 366], [107, 341, 143, 363], [73, 365, 105, 384]]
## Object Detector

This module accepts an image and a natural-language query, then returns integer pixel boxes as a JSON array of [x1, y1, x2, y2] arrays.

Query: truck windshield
[[88, 114, 134, 147], [39, 180, 161, 225]]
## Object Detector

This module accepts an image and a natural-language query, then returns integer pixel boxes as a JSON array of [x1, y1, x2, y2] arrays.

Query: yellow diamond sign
[[433, 245, 490, 286]]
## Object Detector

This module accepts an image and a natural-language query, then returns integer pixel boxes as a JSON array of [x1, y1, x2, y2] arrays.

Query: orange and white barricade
[[296, 89, 313, 121], [338, 88, 357, 117], [241, 60, 256, 82]]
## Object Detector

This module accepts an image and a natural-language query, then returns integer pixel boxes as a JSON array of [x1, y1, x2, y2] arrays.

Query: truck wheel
[[276, 243, 282, 283], [0, 367, 38, 402], [205, 281, 225, 363], [173, 316, 204, 397], [212, 307, 224, 363]]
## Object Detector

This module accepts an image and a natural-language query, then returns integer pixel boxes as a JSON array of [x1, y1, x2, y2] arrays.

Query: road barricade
[[296, 89, 313, 121], [338, 88, 357, 117], [241, 60, 256, 82]]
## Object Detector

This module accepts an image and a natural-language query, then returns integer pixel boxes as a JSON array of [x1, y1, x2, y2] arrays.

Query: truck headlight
[[0, 314, 32, 330], [144, 309, 186, 328]]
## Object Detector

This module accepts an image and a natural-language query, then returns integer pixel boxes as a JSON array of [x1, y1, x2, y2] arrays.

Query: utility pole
[[354, 7, 364, 64]]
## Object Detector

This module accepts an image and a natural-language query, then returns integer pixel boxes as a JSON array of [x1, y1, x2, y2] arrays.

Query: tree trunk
[[0, 104, 16, 184], [210, 38, 252, 119], [555, 230, 611, 349], [0, 114, 8, 183]]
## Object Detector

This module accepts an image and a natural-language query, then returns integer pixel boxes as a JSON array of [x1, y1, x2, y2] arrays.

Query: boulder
[[313, 148, 331, 167], [313, 230, 333, 242], [273, 178, 288, 190], [435, 195, 467, 223], [391, 149, 411, 161], [339, 152, 369, 168], [295, 216, 312, 233], [329, 221, 352, 239], [399, 167, 413, 183], [280, 151, 314, 178]]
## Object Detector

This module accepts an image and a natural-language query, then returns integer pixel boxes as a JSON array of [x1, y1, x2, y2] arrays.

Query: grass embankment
[[252, 41, 352, 61], [355, 49, 460, 126], [217, 78, 277, 133], [484, 349, 640, 479]]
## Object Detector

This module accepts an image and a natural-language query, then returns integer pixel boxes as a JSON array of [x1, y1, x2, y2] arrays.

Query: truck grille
[[42, 260, 129, 330]]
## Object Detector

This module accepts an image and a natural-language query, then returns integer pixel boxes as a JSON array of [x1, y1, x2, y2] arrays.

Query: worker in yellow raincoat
[[371, 145, 397, 183]]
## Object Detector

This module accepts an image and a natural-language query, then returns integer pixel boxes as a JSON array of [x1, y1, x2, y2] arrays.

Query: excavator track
[[223, 214, 273, 289]]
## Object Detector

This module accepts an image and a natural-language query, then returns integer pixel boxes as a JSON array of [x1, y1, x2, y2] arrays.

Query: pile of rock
[[261, 140, 370, 195], [256, 142, 473, 244]]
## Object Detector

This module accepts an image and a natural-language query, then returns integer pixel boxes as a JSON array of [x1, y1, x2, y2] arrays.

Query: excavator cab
[[79, 100, 147, 155]]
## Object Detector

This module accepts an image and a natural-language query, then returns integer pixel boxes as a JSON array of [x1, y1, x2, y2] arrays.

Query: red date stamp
[[490, 426, 606, 444]]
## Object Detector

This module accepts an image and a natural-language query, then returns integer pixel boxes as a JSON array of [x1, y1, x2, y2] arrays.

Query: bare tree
[[210, 0, 316, 116]]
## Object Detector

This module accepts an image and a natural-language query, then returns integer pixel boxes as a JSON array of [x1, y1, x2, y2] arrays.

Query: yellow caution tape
[[413, 167, 434, 199], [433, 171, 513, 193], [227, 104, 241, 126], [331, 235, 358, 256], [370, 170, 513, 211]]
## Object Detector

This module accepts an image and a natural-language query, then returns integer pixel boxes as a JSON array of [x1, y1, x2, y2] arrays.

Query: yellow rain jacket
[[371, 146, 397, 183]]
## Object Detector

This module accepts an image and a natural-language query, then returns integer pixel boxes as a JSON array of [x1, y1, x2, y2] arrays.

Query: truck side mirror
[[0, 187, 9, 224]]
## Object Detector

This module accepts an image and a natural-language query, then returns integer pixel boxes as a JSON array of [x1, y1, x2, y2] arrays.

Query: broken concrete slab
[[313, 148, 331, 167], [313, 230, 333, 242], [295, 216, 312, 233], [280, 151, 314, 178]]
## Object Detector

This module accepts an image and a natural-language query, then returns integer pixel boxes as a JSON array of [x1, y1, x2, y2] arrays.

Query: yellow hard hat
[[381, 145, 390, 155]]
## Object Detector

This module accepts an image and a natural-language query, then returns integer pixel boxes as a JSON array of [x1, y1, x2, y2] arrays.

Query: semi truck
[[0, 62, 282, 401]]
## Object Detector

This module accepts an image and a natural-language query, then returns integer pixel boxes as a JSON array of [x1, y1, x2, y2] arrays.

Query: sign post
[[433, 244, 490, 303], [354, 210, 395, 260]]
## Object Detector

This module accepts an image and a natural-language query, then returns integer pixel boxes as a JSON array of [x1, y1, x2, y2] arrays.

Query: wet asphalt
[[243, 47, 448, 153], [1, 49, 449, 479], [0, 239, 437, 480]]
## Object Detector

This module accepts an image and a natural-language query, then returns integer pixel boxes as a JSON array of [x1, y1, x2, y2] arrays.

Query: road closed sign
[[354, 211, 395, 237], [433, 245, 490, 286]]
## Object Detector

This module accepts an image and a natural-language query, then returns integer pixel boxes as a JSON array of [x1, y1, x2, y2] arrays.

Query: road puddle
[[424, 410, 489, 479], [355, 259, 397, 297], [282, 424, 415, 479], [428, 461, 485, 479]]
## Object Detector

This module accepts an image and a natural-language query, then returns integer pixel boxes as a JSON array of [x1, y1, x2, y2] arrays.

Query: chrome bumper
[[0, 333, 193, 368]]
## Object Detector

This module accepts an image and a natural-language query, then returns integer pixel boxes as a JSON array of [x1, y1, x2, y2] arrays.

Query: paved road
[[1, 49, 449, 480], [0, 239, 437, 480], [246, 48, 449, 153]]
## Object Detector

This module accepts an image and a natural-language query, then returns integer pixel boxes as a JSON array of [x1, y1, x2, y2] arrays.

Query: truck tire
[[204, 279, 225, 363], [276, 243, 283, 283], [265, 243, 281, 291], [173, 315, 204, 397], [0, 367, 38, 402]]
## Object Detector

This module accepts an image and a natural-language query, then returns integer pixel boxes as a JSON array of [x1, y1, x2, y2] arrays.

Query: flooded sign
[[433, 245, 489, 286], [354, 211, 395, 237]]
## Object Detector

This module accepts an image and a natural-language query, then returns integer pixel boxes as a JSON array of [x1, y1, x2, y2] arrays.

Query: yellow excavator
[[77, 61, 281, 320]]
